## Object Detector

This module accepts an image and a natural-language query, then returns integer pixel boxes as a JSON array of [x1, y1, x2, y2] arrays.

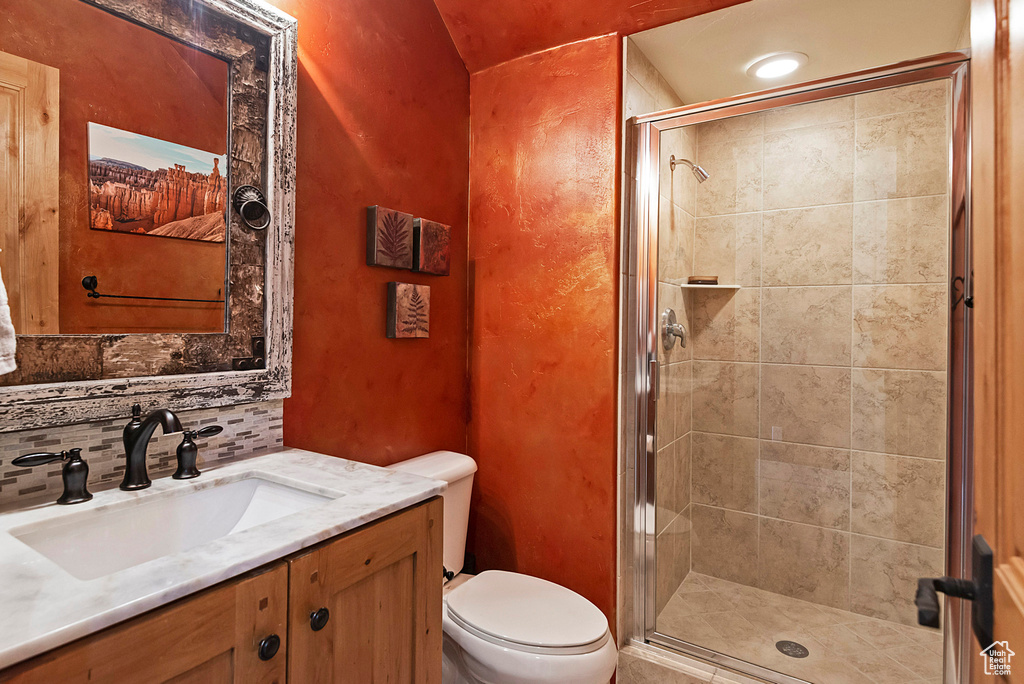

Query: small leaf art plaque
[[367, 205, 414, 269], [413, 218, 451, 276], [387, 282, 430, 339]]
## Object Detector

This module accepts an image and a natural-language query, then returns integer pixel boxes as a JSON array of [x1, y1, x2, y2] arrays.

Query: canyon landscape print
[[88, 123, 227, 243]]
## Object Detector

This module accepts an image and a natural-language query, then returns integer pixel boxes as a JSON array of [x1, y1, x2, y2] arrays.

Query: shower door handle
[[915, 534, 993, 646]]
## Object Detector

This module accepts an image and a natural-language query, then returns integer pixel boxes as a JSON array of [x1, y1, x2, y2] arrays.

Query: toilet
[[389, 451, 617, 684]]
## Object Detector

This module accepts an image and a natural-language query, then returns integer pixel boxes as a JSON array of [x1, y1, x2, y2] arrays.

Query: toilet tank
[[388, 451, 476, 578]]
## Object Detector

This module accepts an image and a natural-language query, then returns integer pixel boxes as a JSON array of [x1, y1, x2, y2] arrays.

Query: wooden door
[[287, 497, 443, 684], [972, 0, 1024, 679], [0, 50, 59, 334], [0, 563, 288, 683]]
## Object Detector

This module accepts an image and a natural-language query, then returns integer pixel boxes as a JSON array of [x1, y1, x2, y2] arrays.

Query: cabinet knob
[[310, 607, 330, 631], [258, 634, 281, 661]]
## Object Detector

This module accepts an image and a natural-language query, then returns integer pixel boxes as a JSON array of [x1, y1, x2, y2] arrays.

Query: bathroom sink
[[10, 476, 335, 580]]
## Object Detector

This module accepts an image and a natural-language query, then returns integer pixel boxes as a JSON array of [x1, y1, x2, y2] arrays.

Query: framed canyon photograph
[[87, 122, 227, 243]]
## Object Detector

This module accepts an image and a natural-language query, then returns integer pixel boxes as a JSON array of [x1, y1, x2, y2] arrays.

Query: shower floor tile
[[656, 573, 943, 684]]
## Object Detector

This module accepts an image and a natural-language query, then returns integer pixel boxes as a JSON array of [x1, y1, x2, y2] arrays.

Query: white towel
[[0, 266, 17, 375]]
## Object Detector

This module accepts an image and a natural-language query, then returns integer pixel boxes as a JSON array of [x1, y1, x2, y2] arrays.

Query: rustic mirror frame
[[0, 0, 296, 431]]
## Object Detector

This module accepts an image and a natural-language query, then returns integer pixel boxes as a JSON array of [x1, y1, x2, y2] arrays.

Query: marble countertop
[[0, 449, 445, 670]]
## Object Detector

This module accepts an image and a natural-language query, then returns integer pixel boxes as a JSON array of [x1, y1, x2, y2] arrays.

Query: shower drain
[[776, 640, 810, 658]]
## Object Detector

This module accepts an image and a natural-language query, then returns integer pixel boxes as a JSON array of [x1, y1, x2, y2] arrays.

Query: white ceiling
[[630, 0, 970, 105]]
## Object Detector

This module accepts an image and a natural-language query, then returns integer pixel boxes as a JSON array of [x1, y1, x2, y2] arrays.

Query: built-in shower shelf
[[678, 284, 741, 290]]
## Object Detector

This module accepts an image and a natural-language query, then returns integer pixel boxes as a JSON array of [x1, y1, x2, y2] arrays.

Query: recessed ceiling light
[[746, 52, 809, 80]]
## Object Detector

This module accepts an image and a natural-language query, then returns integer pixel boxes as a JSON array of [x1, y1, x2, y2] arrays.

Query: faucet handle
[[173, 425, 222, 481], [13, 451, 66, 467], [192, 425, 224, 439], [12, 449, 92, 505]]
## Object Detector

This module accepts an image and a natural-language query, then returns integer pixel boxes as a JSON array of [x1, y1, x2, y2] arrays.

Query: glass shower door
[[642, 63, 969, 684]]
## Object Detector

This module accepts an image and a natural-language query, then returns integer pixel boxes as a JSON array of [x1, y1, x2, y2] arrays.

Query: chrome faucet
[[121, 404, 183, 490]]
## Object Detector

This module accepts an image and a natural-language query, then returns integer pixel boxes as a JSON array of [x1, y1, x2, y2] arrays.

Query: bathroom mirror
[[0, 0, 296, 429], [3, 0, 230, 339]]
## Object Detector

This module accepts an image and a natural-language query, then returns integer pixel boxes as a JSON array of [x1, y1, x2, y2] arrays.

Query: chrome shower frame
[[626, 52, 972, 684]]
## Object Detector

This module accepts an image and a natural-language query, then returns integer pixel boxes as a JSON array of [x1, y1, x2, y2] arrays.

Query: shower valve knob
[[661, 309, 687, 350]]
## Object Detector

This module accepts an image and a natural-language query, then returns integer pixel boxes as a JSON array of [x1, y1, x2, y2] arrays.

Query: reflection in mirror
[[1, 0, 229, 336]]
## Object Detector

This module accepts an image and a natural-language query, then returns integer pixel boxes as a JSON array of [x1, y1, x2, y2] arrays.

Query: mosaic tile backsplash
[[0, 400, 283, 507]]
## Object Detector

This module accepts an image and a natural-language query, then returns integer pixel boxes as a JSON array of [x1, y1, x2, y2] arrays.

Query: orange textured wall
[[468, 35, 621, 623], [2, 0, 228, 334], [432, 0, 750, 72], [268, 0, 470, 464]]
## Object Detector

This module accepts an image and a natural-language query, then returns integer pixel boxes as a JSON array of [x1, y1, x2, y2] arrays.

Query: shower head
[[670, 155, 710, 183]]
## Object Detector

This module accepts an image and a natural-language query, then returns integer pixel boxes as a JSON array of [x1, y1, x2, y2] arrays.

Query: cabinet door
[[287, 497, 442, 683], [0, 563, 288, 684]]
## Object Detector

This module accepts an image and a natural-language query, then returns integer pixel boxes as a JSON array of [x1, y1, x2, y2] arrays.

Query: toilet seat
[[445, 571, 610, 655]]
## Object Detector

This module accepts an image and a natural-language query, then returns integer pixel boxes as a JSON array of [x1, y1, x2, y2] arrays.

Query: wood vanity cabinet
[[0, 498, 442, 684], [287, 496, 442, 683]]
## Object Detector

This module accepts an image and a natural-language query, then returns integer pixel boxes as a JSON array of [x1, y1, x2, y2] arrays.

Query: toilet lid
[[446, 571, 608, 650]]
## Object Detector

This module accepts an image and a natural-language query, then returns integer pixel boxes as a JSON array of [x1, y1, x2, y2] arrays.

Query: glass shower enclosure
[[628, 53, 972, 684]]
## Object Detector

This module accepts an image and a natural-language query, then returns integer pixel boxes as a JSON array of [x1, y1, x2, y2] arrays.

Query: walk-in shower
[[623, 50, 972, 684]]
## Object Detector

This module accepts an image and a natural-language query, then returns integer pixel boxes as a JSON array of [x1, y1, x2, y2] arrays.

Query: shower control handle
[[661, 309, 687, 350]]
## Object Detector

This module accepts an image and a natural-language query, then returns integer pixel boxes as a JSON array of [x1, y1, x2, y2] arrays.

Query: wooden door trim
[[971, 0, 1024, 678]]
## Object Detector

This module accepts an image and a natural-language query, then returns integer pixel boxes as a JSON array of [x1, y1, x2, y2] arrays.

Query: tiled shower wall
[[0, 400, 283, 508], [672, 80, 950, 627]]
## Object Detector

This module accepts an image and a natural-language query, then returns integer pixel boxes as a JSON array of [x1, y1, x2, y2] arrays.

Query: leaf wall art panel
[[413, 218, 451, 275], [367, 205, 414, 269], [386, 282, 430, 339]]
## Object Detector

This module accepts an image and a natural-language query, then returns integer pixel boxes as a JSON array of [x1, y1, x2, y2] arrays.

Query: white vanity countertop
[[0, 448, 445, 670]]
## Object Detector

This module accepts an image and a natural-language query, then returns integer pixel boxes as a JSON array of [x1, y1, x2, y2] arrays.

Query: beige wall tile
[[656, 511, 692, 614], [851, 369, 948, 459], [850, 535, 944, 625], [697, 112, 764, 145], [693, 361, 760, 437], [851, 452, 945, 547], [763, 122, 855, 210], [696, 136, 763, 217], [761, 364, 852, 448], [758, 518, 851, 610], [762, 205, 853, 286], [853, 196, 948, 284], [656, 443, 678, 535], [854, 107, 948, 201], [691, 432, 758, 513], [626, 38, 684, 113], [760, 441, 851, 529], [661, 127, 698, 216], [764, 96, 855, 133], [852, 284, 948, 371], [624, 72, 658, 121], [855, 80, 949, 119], [690, 504, 759, 586], [691, 289, 760, 362], [678, 434, 691, 510], [659, 198, 695, 284], [656, 358, 675, 443], [693, 213, 762, 286], [670, 361, 692, 437], [762, 286, 853, 366]]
